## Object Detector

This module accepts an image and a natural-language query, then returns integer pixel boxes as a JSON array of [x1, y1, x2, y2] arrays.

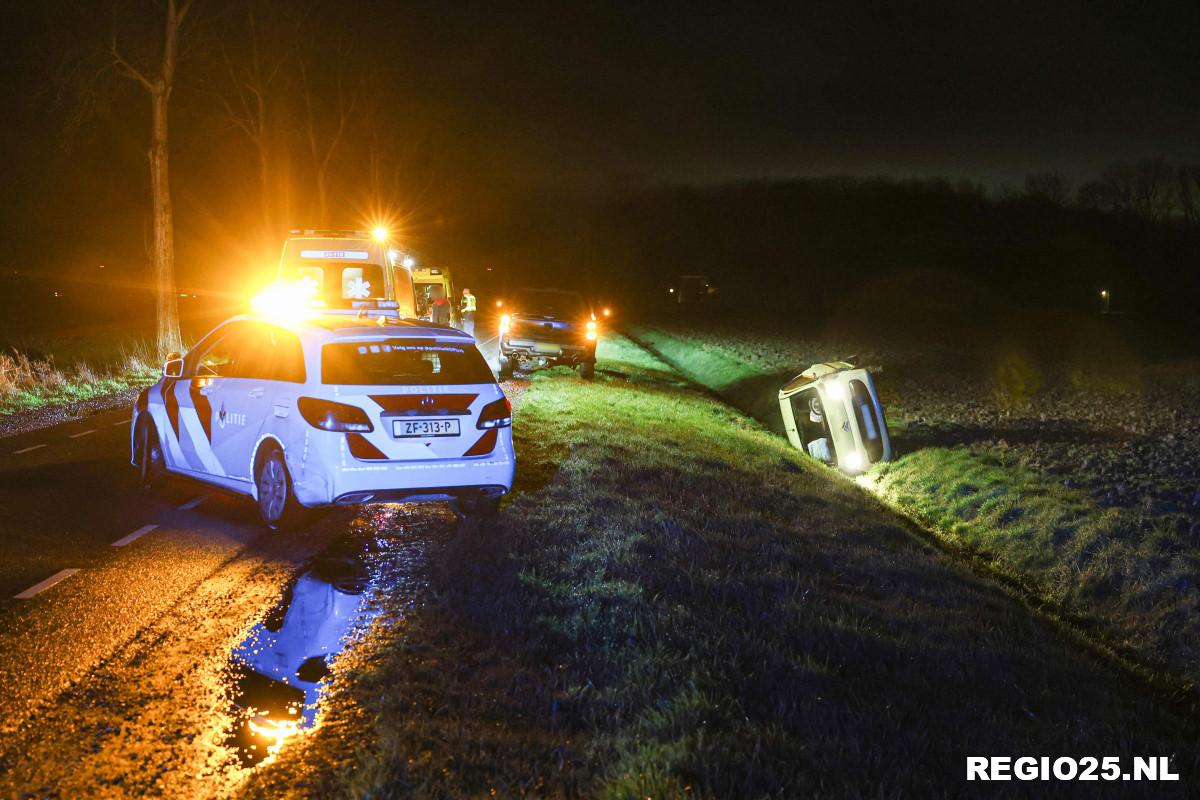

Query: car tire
[[135, 414, 167, 490], [579, 361, 595, 380], [255, 445, 307, 531], [498, 355, 514, 379]]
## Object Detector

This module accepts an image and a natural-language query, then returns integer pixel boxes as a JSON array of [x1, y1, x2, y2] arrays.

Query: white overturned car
[[778, 361, 891, 475], [131, 314, 514, 528]]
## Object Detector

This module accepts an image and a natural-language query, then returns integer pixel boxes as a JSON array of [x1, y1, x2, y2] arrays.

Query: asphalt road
[[0, 323, 512, 792], [0, 403, 353, 735]]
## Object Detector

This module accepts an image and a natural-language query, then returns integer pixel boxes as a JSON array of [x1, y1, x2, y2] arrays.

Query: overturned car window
[[789, 387, 835, 464], [849, 379, 885, 463], [322, 340, 493, 385]]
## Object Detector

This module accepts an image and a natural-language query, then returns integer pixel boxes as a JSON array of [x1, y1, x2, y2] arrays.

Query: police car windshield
[[322, 340, 493, 386], [514, 289, 585, 318]]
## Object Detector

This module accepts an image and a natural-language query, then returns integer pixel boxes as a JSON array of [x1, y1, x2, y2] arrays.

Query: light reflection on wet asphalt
[[225, 505, 428, 767]]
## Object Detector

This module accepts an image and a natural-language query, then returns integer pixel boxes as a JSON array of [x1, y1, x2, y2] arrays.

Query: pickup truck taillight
[[298, 397, 374, 433], [477, 396, 512, 429]]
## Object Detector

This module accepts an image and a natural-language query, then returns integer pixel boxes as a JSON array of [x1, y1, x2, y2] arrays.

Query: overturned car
[[778, 362, 892, 475]]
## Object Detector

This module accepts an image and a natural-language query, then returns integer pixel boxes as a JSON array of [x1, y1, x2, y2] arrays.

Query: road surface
[[0, 325, 516, 793]]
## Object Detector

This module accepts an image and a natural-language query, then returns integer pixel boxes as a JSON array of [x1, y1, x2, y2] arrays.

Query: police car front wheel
[[135, 415, 167, 490], [255, 446, 307, 531]]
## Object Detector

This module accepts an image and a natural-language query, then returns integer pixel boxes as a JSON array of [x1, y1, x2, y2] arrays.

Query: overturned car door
[[778, 362, 891, 475]]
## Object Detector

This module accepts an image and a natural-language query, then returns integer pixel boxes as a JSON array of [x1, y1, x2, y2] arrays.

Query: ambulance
[[277, 229, 417, 320], [412, 266, 458, 327]]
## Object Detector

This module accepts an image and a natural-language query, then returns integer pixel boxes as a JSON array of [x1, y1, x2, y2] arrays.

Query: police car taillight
[[477, 397, 512, 429], [298, 397, 374, 433]]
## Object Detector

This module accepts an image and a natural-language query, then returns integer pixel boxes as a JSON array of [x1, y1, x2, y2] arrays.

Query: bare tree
[[1176, 165, 1200, 226], [1131, 158, 1176, 221], [297, 45, 358, 227], [219, 0, 291, 241], [108, 0, 194, 355], [1023, 172, 1069, 205]]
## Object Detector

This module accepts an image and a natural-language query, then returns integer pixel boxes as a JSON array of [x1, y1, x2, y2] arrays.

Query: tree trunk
[[149, 88, 182, 356], [316, 168, 329, 227]]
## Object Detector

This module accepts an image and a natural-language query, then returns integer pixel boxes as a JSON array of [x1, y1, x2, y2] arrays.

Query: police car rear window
[[322, 340, 494, 386]]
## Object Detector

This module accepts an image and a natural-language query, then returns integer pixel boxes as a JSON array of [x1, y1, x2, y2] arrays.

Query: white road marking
[[178, 495, 208, 510], [12, 444, 47, 455], [112, 418, 132, 427], [111, 524, 158, 547], [68, 430, 96, 439], [14, 568, 80, 600]]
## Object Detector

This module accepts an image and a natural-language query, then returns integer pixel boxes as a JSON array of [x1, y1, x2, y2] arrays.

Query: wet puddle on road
[[222, 505, 434, 767]]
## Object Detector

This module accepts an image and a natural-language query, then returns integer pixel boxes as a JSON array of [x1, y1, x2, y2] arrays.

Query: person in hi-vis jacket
[[460, 288, 477, 336]]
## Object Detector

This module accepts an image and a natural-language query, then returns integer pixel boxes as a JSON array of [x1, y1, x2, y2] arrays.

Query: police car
[[130, 313, 514, 528]]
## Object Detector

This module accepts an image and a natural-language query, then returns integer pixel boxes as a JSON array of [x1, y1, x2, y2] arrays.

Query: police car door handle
[[248, 387, 265, 399]]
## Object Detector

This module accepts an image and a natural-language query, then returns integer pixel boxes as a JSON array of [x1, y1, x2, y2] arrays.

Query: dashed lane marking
[[111, 524, 158, 548], [14, 569, 81, 600], [12, 444, 47, 455], [178, 495, 208, 511], [68, 430, 96, 439], [112, 418, 132, 426]]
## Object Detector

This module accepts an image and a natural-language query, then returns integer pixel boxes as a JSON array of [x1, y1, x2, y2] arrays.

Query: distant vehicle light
[[402, 256, 415, 269], [372, 226, 389, 243], [586, 320, 597, 331], [496, 300, 503, 307], [586, 331, 597, 341], [500, 313, 511, 334], [668, 288, 675, 293], [603, 307, 611, 317]]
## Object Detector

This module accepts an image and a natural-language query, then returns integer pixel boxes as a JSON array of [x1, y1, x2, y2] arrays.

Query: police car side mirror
[[163, 357, 184, 379]]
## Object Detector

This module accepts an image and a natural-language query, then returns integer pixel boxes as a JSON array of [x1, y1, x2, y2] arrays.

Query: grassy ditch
[[0, 335, 160, 414], [630, 324, 1200, 694], [244, 336, 1196, 799]]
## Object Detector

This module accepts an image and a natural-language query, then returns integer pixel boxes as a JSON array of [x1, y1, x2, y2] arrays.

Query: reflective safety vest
[[461, 293, 477, 313]]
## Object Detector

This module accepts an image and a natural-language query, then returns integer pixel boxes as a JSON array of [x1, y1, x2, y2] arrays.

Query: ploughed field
[[631, 321, 1200, 693]]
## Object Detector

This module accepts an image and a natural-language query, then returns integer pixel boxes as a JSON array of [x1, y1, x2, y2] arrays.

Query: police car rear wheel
[[256, 447, 305, 531], [498, 356, 513, 379], [579, 361, 595, 380], [136, 415, 166, 490]]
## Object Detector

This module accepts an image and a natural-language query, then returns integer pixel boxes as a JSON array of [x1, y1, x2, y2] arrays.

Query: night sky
[[2, 1, 1199, 186], [336, 0, 1200, 184], [2, 0, 1200, 301]]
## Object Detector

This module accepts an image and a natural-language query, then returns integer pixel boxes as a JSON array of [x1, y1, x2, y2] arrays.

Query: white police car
[[130, 313, 514, 528]]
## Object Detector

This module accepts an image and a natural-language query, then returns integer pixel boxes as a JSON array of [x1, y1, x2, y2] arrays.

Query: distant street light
[[1100, 289, 1110, 313]]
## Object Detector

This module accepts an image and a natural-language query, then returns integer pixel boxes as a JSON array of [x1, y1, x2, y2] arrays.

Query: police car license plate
[[394, 418, 460, 438]]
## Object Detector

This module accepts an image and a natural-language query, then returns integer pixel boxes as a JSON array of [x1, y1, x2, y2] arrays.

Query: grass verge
[[244, 335, 1196, 798], [0, 336, 160, 415], [630, 324, 1200, 696]]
